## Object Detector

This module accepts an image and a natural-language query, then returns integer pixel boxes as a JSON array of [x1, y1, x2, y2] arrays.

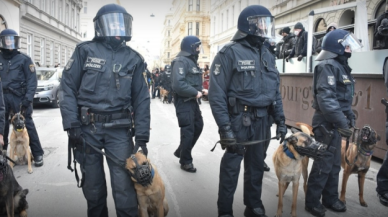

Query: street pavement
[[5, 98, 387, 217]]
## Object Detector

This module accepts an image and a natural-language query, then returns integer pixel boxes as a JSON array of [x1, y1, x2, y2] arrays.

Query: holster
[[317, 124, 334, 146]]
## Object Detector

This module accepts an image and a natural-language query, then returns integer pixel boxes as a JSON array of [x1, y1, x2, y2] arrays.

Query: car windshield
[[36, 70, 57, 81]]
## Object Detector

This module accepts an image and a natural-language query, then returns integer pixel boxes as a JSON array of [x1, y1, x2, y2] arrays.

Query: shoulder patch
[[214, 64, 221, 75], [220, 42, 236, 53], [29, 64, 35, 73], [65, 59, 74, 71], [328, 76, 335, 85]]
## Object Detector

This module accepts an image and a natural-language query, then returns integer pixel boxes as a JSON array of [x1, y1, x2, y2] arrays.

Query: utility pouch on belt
[[103, 119, 131, 128], [81, 107, 90, 125], [228, 97, 238, 114], [318, 125, 333, 146]]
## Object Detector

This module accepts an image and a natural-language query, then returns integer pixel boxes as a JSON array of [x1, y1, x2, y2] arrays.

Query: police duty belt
[[210, 136, 278, 152]]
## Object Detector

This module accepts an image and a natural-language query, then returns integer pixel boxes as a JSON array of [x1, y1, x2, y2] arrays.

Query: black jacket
[[171, 52, 202, 97], [59, 40, 150, 142], [374, 12, 388, 49], [208, 39, 285, 127], [279, 34, 296, 59], [312, 58, 354, 129]]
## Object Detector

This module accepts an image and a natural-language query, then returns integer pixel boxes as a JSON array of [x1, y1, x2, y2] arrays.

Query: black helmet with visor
[[0, 29, 20, 49], [93, 4, 133, 41]]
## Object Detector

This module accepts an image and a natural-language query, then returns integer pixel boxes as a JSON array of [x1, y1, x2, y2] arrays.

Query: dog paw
[[28, 169, 33, 174], [360, 201, 368, 207], [20, 210, 27, 217]]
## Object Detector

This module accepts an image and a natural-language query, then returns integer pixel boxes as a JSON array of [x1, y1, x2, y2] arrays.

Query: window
[[51, 0, 55, 16], [71, 8, 75, 28], [213, 17, 216, 35], [232, 5, 235, 25], [226, 10, 229, 29], [168, 20, 170, 25], [27, 34, 32, 57], [221, 13, 223, 31], [167, 52, 170, 58], [188, 0, 193, 11], [58, 0, 63, 21], [41, 0, 46, 12], [84, 1, 88, 14], [64, 47, 67, 64], [196, 0, 200, 11], [168, 41, 170, 47], [58, 45, 61, 65], [168, 30, 170, 36], [65, 3, 69, 25], [50, 41, 54, 66], [188, 22, 193, 35], [196, 22, 199, 36], [76, 13, 80, 31], [40, 38, 45, 65]]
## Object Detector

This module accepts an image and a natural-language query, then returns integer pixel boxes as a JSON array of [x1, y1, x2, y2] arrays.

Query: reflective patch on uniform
[[87, 57, 106, 65], [214, 64, 221, 75], [179, 68, 184, 74], [65, 59, 74, 70], [29, 64, 35, 73], [192, 67, 200, 73], [238, 60, 255, 70], [328, 76, 335, 85], [342, 75, 351, 84], [143, 72, 148, 84]]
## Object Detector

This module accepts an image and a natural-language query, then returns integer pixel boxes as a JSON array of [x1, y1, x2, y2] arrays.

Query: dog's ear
[[286, 135, 298, 145]]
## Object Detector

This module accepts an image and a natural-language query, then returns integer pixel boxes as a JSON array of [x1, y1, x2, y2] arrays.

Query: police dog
[[126, 152, 169, 217], [340, 125, 380, 207], [0, 148, 29, 217], [159, 87, 169, 104], [273, 123, 314, 217], [9, 112, 33, 174]]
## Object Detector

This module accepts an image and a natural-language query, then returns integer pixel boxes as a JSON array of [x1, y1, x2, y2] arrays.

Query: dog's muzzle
[[360, 125, 374, 143], [128, 155, 154, 187], [293, 141, 327, 160], [14, 113, 25, 132]]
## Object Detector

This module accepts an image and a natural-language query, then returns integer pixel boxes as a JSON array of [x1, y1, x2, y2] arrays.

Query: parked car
[[34, 67, 63, 108]]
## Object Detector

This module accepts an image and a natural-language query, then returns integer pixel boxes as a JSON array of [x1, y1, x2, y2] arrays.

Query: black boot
[[263, 162, 270, 172], [244, 207, 267, 217], [180, 163, 196, 173], [378, 193, 388, 207]]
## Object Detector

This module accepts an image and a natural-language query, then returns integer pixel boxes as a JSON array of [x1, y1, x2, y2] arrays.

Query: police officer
[[305, 29, 362, 217], [374, 2, 388, 49], [59, 4, 150, 217], [161, 65, 173, 103], [208, 5, 287, 217], [171, 35, 207, 173], [0, 29, 44, 167]]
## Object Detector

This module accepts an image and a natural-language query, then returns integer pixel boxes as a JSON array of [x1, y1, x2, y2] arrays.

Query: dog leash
[[0, 150, 18, 166], [211, 136, 278, 152]]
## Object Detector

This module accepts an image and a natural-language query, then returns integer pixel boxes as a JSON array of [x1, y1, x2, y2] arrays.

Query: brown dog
[[273, 130, 315, 217], [126, 152, 169, 217], [159, 87, 169, 104], [9, 113, 33, 174], [340, 125, 380, 207]]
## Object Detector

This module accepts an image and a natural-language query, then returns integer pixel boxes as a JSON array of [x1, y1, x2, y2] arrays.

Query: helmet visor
[[338, 33, 363, 51], [191, 41, 204, 55], [95, 13, 132, 37], [247, 16, 275, 39], [0, 35, 20, 49]]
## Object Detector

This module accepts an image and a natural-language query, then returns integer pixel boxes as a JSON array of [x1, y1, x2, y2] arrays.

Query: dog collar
[[283, 141, 296, 160]]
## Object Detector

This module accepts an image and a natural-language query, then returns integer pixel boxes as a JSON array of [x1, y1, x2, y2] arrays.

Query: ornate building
[[0, 0, 82, 67], [160, 0, 211, 69]]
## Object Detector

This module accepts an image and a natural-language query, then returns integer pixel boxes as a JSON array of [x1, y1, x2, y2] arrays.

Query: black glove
[[20, 99, 31, 114], [276, 121, 287, 144], [285, 55, 290, 62], [297, 55, 303, 61], [348, 118, 355, 128], [133, 141, 148, 156], [67, 127, 83, 144], [219, 124, 236, 149]]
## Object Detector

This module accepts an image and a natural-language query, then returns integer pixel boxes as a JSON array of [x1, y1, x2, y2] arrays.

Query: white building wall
[[0, 0, 21, 33]]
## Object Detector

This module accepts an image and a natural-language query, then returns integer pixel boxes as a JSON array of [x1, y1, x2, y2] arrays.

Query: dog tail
[[296, 122, 314, 136]]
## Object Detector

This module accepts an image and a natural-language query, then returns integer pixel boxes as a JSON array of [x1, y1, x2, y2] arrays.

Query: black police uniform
[[162, 68, 173, 103], [59, 39, 150, 217], [306, 57, 354, 210], [0, 82, 5, 145], [0, 51, 44, 158], [209, 39, 285, 216], [376, 57, 388, 205], [171, 52, 203, 167]]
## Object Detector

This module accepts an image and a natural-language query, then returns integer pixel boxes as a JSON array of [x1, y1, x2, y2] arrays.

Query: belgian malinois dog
[[340, 125, 380, 207], [9, 112, 33, 174], [0, 148, 29, 217], [126, 152, 169, 217]]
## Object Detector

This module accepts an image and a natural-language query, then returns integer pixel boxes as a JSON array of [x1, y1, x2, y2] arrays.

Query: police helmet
[[231, 5, 275, 41], [378, 18, 388, 37], [164, 65, 171, 72], [180, 36, 202, 56], [93, 4, 133, 41], [0, 29, 20, 49], [316, 29, 362, 61]]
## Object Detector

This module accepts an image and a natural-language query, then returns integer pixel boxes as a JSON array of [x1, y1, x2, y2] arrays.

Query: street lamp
[[150, 13, 155, 17]]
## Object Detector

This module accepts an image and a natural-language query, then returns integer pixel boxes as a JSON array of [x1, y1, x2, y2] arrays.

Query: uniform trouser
[[376, 121, 388, 195], [3, 93, 44, 157], [263, 116, 273, 160], [218, 112, 269, 216], [152, 84, 160, 98], [306, 114, 342, 208], [75, 122, 138, 217], [173, 97, 203, 165]]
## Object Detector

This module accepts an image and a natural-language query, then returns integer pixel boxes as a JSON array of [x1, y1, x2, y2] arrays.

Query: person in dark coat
[[209, 5, 287, 217], [278, 27, 296, 59], [59, 4, 150, 217], [305, 29, 362, 217], [374, 2, 388, 49]]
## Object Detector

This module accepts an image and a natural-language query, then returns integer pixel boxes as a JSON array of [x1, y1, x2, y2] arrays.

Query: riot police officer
[[171, 35, 207, 173], [305, 29, 362, 217], [0, 29, 44, 167], [59, 4, 150, 217], [161, 65, 173, 103], [208, 5, 287, 217]]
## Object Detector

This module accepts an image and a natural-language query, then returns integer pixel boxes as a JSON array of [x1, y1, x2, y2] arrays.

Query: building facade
[[0, 0, 83, 68], [160, 0, 211, 69]]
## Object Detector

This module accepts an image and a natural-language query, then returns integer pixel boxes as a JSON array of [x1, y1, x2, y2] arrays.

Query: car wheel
[[51, 91, 60, 108]]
